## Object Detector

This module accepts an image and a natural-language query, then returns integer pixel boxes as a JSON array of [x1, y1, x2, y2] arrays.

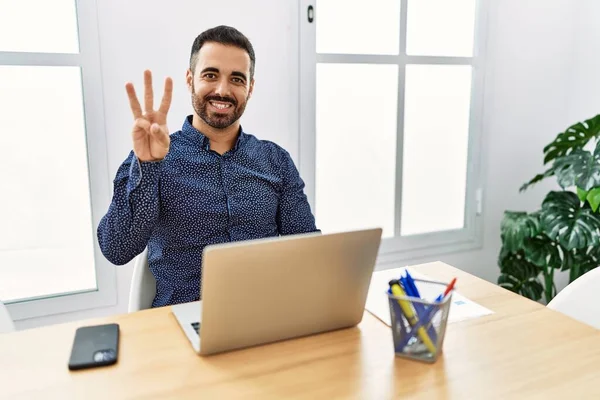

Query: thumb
[[150, 123, 160, 134]]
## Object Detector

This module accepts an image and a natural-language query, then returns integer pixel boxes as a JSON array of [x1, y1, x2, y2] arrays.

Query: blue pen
[[397, 278, 457, 349], [404, 271, 422, 298], [396, 301, 440, 350], [403, 272, 438, 343]]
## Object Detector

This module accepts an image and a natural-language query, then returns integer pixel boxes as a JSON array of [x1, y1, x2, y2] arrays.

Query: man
[[97, 26, 317, 307]]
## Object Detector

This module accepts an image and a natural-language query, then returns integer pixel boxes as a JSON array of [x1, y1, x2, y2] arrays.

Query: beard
[[191, 83, 248, 130]]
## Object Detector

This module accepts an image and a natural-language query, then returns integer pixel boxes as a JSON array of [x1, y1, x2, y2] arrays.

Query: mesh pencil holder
[[387, 279, 453, 363]]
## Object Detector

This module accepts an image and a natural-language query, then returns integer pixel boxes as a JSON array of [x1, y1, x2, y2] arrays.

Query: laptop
[[172, 227, 382, 356]]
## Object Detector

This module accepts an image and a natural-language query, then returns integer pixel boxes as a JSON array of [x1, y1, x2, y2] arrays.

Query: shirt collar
[[181, 115, 246, 152]]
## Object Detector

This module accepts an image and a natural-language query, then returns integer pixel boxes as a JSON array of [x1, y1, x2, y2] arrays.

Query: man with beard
[[97, 26, 317, 307]]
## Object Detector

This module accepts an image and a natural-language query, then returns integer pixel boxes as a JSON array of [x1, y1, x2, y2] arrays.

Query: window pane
[[0, 66, 96, 302], [316, 0, 401, 55], [401, 65, 472, 236], [0, 0, 79, 53], [406, 0, 477, 57], [316, 63, 398, 238]]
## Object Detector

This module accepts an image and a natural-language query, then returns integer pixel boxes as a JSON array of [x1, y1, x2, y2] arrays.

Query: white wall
[[15, 0, 598, 328], [569, 1, 600, 123]]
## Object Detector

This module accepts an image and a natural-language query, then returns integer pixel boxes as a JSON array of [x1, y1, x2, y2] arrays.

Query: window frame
[[299, 0, 489, 263], [0, 0, 116, 320]]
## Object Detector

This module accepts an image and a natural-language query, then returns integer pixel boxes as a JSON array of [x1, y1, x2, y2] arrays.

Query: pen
[[389, 279, 437, 354], [435, 278, 457, 302], [401, 273, 437, 343], [404, 271, 421, 298]]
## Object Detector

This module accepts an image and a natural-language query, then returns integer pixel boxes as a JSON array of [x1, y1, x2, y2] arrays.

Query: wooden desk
[[2, 262, 600, 399]]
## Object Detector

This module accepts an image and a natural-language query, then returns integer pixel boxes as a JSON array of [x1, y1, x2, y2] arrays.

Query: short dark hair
[[189, 25, 256, 80]]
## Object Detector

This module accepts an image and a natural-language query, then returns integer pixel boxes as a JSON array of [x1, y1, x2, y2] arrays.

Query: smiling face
[[187, 42, 254, 131]]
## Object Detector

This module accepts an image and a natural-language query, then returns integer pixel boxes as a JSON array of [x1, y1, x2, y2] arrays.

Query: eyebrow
[[200, 67, 219, 75], [200, 67, 247, 82], [231, 71, 248, 81]]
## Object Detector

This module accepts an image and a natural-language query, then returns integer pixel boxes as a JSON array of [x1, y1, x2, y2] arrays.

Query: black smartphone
[[68, 323, 120, 371]]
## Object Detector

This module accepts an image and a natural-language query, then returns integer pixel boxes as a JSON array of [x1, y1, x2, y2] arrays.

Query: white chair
[[128, 248, 157, 312], [547, 267, 600, 329], [0, 300, 16, 334]]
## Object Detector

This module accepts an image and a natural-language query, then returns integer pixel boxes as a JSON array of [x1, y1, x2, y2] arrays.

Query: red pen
[[442, 278, 457, 298], [435, 278, 457, 302]]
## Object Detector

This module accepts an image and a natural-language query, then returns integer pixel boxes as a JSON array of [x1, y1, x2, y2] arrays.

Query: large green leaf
[[500, 211, 541, 252], [540, 191, 600, 250], [577, 187, 589, 202], [498, 249, 544, 301], [553, 142, 600, 191], [586, 188, 600, 212], [522, 236, 561, 268], [575, 187, 600, 211], [543, 114, 600, 165]]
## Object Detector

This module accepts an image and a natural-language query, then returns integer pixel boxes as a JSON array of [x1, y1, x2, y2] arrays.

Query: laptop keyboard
[[191, 322, 200, 335]]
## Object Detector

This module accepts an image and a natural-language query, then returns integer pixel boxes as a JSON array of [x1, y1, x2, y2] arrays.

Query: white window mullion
[[462, 0, 490, 240], [316, 54, 400, 64], [395, 0, 408, 238], [76, 0, 116, 311], [299, 0, 317, 212], [0, 52, 80, 66]]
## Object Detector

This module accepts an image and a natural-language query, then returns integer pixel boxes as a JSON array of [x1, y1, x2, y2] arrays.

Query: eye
[[232, 77, 244, 84], [204, 73, 217, 79]]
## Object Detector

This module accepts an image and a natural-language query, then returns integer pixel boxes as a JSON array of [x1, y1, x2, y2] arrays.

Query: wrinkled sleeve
[[97, 151, 162, 265]]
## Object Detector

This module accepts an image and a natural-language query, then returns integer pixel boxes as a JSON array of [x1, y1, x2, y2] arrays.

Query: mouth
[[208, 100, 234, 113]]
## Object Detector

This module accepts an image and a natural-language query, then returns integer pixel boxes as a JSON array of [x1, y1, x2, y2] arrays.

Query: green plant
[[498, 114, 600, 303]]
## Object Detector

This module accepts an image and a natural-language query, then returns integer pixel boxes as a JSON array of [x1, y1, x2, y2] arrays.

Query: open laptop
[[171, 227, 382, 356]]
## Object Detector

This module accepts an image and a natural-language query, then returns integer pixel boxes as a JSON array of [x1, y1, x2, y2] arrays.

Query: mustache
[[204, 95, 237, 106]]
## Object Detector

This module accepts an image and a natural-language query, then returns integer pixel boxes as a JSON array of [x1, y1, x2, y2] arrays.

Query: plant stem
[[543, 267, 555, 304]]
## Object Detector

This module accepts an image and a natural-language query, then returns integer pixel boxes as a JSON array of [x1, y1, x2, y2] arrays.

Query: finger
[[135, 118, 152, 131], [150, 123, 160, 135], [144, 70, 154, 112], [132, 118, 152, 139], [158, 77, 173, 115], [151, 123, 170, 146], [125, 83, 142, 119]]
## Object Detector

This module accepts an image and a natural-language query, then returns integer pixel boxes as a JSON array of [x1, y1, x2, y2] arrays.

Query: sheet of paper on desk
[[365, 267, 494, 326]]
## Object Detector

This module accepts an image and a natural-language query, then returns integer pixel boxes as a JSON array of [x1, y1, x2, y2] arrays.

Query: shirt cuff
[[126, 156, 162, 194]]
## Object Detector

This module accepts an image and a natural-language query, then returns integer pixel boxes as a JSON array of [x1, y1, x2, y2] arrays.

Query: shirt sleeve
[[276, 149, 319, 235], [97, 151, 162, 265]]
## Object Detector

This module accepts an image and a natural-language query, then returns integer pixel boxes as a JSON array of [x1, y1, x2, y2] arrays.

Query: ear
[[186, 69, 194, 93], [247, 78, 255, 100]]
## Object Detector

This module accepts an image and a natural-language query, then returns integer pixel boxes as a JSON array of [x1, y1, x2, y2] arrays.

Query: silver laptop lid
[[198, 228, 382, 355]]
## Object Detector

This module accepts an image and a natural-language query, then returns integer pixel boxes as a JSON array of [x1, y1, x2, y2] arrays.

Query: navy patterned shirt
[[97, 116, 318, 307]]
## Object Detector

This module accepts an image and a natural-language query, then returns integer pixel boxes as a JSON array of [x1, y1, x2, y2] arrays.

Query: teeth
[[210, 101, 232, 110]]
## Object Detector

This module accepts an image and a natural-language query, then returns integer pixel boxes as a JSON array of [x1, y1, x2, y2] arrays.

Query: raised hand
[[126, 70, 173, 162]]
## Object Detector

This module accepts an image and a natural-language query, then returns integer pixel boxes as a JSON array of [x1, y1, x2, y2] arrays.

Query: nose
[[214, 77, 231, 97]]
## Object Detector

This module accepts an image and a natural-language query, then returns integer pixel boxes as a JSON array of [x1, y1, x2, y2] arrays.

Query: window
[[300, 0, 488, 261], [0, 0, 115, 320]]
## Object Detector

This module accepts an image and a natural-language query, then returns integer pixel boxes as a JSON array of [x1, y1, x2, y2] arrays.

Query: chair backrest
[[547, 267, 600, 329], [128, 248, 157, 312], [0, 300, 15, 334]]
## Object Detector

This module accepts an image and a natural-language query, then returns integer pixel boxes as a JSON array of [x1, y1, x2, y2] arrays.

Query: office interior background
[[1, 0, 600, 330]]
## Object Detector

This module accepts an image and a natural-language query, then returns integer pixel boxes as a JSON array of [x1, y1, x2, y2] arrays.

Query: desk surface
[[2, 262, 600, 400]]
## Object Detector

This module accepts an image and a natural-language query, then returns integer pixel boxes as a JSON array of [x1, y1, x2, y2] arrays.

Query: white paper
[[365, 267, 494, 326]]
